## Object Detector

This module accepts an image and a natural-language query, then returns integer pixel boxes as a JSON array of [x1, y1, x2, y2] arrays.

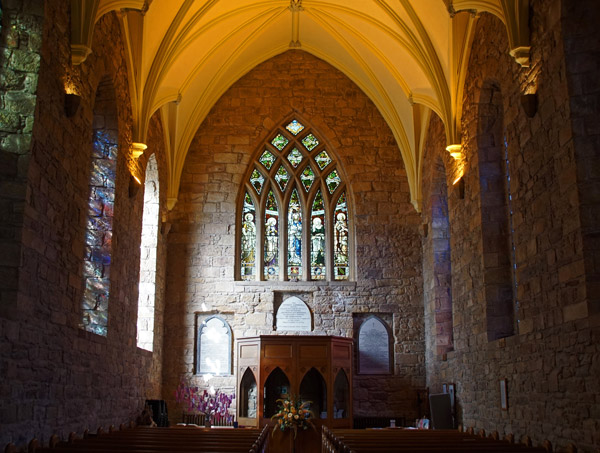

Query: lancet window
[[239, 118, 350, 281]]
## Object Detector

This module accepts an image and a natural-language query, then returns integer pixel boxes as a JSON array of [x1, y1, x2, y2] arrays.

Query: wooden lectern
[[236, 335, 353, 452]]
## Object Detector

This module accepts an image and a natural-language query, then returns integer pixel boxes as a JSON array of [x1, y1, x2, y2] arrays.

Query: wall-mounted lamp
[[446, 144, 463, 160], [129, 172, 142, 197], [131, 142, 148, 159], [520, 93, 538, 118], [65, 93, 81, 117]]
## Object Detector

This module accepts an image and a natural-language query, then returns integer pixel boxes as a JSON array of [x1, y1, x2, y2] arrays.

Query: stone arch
[[477, 80, 515, 341]]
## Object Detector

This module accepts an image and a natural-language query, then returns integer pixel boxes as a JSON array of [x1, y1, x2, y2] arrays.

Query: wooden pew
[[33, 425, 268, 453], [322, 426, 549, 453]]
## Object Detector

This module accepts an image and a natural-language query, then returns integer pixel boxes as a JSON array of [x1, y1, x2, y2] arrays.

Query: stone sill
[[234, 280, 357, 290]]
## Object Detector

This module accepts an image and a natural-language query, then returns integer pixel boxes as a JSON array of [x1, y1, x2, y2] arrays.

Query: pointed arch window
[[238, 118, 351, 281]]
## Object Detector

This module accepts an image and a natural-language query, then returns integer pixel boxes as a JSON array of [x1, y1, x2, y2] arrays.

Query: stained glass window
[[241, 192, 257, 281], [326, 169, 341, 194], [81, 82, 118, 337], [275, 165, 290, 191], [315, 150, 332, 170], [301, 165, 315, 192], [301, 133, 319, 151], [271, 134, 289, 150], [264, 190, 279, 280], [334, 192, 349, 280], [311, 190, 326, 280], [250, 168, 265, 194], [286, 120, 304, 136], [259, 150, 276, 170], [287, 148, 303, 168], [240, 119, 350, 281], [288, 188, 302, 280]]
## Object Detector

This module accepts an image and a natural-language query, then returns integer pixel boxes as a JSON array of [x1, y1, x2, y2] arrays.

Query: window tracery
[[239, 118, 350, 281]]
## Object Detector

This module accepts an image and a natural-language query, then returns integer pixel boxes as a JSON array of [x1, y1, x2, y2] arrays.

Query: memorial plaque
[[276, 296, 312, 331], [199, 317, 231, 375], [358, 317, 390, 374]]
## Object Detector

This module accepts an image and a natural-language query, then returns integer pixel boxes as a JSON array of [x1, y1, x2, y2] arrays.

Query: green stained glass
[[287, 188, 302, 280], [326, 169, 341, 194], [275, 165, 289, 191], [271, 133, 289, 151], [314, 150, 332, 170], [286, 120, 304, 136], [250, 168, 265, 194], [334, 192, 349, 280], [259, 150, 276, 170], [287, 148, 303, 168], [310, 190, 326, 280], [300, 165, 315, 192], [301, 133, 319, 151], [241, 192, 257, 281], [264, 190, 279, 280]]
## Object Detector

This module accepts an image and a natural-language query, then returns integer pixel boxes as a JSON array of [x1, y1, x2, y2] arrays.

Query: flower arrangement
[[174, 378, 235, 425], [271, 394, 314, 438]]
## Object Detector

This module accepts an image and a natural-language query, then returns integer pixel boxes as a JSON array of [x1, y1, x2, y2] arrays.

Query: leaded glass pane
[[315, 150, 332, 170], [241, 192, 257, 281], [264, 191, 279, 280], [271, 133, 289, 151], [301, 165, 315, 192], [326, 169, 341, 194], [275, 165, 289, 191], [334, 192, 349, 280], [287, 148, 303, 168], [259, 150, 276, 170], [287, 188, 302, 280], [286, 120, 304, 136], [301, 133, 319, 151], [250, 168, 265, 194], [310, 190, 326, 280]]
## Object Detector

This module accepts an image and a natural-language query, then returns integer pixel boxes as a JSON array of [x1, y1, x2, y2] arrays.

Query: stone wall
[[421, 1, 600, 450], [164, 50, 425, 423], [0, 4, 166, 448], [0, 0, 43, 315]]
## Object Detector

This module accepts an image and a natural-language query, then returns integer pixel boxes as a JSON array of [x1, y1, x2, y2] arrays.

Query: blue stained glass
[[288, 188, 302, 280]]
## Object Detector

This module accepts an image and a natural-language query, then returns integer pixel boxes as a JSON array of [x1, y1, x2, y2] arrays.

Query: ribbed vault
[[70, 0, 530, 211]]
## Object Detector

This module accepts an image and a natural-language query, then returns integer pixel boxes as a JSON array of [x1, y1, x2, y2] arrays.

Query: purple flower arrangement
[[175, 379, 235, 425]]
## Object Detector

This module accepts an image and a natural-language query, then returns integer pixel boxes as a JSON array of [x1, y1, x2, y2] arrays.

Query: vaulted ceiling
[[71, 0, 531, 211]]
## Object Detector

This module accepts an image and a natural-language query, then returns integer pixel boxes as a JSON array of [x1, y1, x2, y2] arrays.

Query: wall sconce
[[520, 93, 538, 118], [129, 172, 142, 197], [131, 142, 147, 159], [65, 93, 81, 117], [446, 144, 463, 160]]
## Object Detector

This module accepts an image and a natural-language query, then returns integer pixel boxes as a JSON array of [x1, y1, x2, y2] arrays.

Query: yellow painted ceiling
[[71, 0, 530, 211]]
